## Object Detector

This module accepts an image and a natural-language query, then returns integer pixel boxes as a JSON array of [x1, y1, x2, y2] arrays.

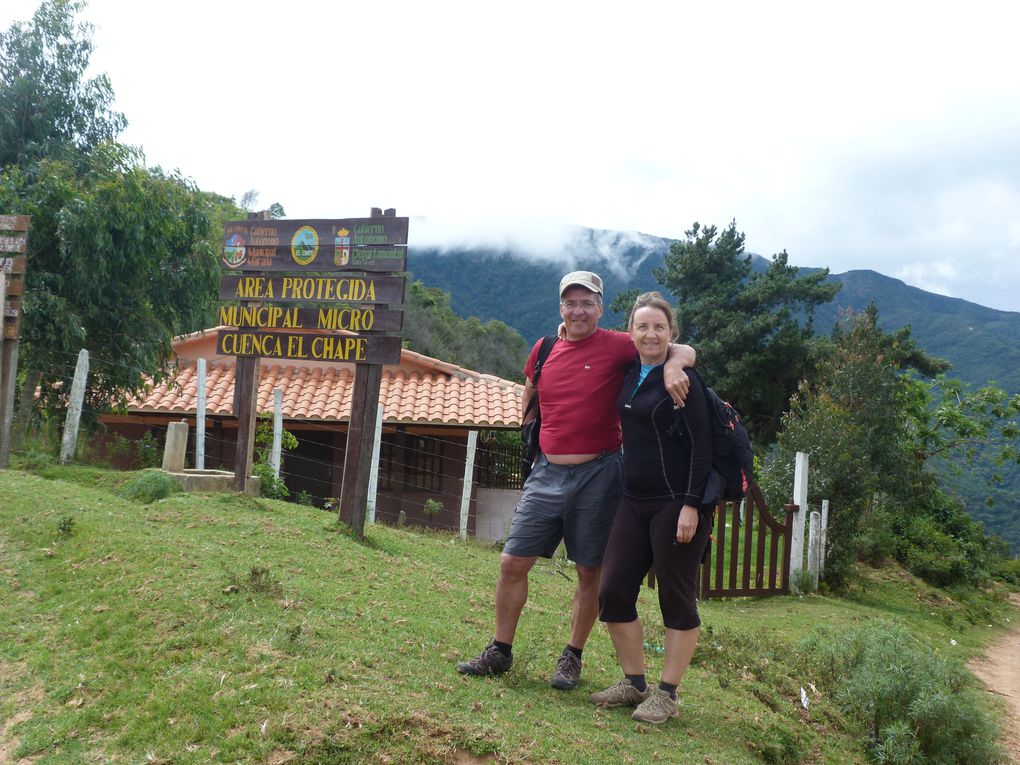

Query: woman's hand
[[676, 505, 699, 544]]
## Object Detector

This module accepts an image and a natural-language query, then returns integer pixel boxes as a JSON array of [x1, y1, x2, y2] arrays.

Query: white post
[[59, 349, 89, 464], [820, 499, 830, 580], [271, 391, 283, 477], [196, 358, 206, 470], [366, 404, 384, 524], [790, 451, 809, 590], [808, 510, 821, 591], [460, 430, 479, 540]]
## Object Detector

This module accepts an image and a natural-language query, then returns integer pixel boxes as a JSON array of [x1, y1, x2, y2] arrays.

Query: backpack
[[520, 336, 557, 480], [670, 369, 754, 504]]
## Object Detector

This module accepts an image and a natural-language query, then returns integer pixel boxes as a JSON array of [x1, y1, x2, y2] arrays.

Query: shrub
[[253, 462, 289, 499], [801, 621, 1002, 765], [136, 431, 161, 468], [123, 470, 179, 504]]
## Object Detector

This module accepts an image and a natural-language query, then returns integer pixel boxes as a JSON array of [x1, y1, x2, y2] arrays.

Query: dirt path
[[970, 593, 1020, 764]]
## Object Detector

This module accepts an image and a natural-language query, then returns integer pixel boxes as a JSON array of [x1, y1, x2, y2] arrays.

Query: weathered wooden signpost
[[217, 209, 406, 537], [0, 215, 28, 468]]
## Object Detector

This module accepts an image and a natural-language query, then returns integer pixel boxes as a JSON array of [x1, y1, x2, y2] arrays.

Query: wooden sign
[[219, 273, 405, 305], [216, 329, 402, 365], [1, 256, 26, 274], [221, 217, 408, 272], [0, 237, 26, 253], [219, 304, 403, 333], [0, 215, 29, 233]]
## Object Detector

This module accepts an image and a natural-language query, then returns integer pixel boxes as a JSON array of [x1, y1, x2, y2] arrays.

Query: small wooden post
[[270, 388, 283, 477], [339, 362, 383, 537], [196, 358, 206, 470], [808, 510, 821, 591], [232, 355, 259, 493], [366, 404, 384, 524], [459, 430, 479, 540], [0, 215, 28, 468], [59, 349, 89, 464]]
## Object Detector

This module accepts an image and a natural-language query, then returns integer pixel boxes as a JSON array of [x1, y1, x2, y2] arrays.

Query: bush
[[253, 462, 289, 499], [123, 469, 179, 504], [801, 621, 1003, 765], [137, 431, 161, 468]]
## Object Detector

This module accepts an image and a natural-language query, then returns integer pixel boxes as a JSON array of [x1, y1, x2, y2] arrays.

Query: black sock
[[658, 681, 678, 700], [492, 640, 512, 658], [565, 644, 583, 659], [625, 673, 647, 692]]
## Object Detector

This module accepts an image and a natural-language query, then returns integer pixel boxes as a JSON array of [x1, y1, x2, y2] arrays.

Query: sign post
[[217, 210, 406, 535], [0, 215, 28, 468]]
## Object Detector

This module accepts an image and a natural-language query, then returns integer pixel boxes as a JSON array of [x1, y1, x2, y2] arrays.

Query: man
[[457, 271, 696, 690]]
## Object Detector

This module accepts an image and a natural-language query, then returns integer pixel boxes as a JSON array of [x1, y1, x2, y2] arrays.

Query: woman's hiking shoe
[[550, 650, 582, 690], [631, 686, 679, 724], [590, 678, 651, 708], [456, 642, 512, 676]]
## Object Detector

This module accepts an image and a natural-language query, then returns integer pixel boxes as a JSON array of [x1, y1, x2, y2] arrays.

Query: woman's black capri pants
[[598, 496, 711, 631]]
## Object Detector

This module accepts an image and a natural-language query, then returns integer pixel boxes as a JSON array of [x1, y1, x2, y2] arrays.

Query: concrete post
[[820, 499, 830, 580], [790, 451, 809, 587], [162, 419, 189, 472], [196, 358, 206, 470], [59, 349, 89, 465], [270, 388, 283, 477], [459, 430, 479, 540], [808, 510, 821, 591], [366, 404, 384, 524]]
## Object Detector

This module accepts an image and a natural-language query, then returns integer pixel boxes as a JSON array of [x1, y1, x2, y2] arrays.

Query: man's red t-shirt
[[523, 329, 635, 455]]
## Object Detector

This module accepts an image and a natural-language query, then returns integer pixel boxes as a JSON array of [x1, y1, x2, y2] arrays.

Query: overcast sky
[[4, 0, 1020, 313]]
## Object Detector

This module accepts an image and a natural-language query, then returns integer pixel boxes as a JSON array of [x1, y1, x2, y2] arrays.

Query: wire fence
[[5, 344, 526, 537]]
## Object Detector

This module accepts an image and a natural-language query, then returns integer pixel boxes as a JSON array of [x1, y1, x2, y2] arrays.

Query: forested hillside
[[407, 235, 1020, 552]]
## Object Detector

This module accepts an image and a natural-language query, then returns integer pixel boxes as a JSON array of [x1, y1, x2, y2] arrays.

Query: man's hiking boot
[[456, 642, 512, 677], [631, 686, 679, 724], [589, 678, 651, 708], [550, 650, 582, 690]]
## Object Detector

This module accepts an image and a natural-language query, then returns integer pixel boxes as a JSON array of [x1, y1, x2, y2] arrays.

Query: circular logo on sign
[[222, 233, 247, 268], [291, 226, 319, 266]]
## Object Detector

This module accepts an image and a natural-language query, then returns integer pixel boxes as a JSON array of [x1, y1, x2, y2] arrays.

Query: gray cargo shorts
[[502, 451, 623, 567]]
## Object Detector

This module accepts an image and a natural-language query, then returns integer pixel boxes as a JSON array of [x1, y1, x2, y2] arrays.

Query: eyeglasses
[[560, 300, 600, 311]]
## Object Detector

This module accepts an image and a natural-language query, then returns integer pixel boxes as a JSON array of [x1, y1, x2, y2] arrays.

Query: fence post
[[59, 349, 89, 464], [790, 451, 809, 590], [196, 358, 206, 470], [820, 499, 829, 580], [269, 388, 283, 477], [460, 430, 479, 541], [808, 510, 821, 591], [366, 404, 383, 524]]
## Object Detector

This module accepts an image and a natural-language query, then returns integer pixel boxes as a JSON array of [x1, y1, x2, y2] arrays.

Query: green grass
[[1, 465, 1016, 764]]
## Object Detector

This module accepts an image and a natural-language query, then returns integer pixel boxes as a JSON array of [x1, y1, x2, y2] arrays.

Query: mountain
[[408, 228, 1020, 393], [406, 227, 1020, 552]]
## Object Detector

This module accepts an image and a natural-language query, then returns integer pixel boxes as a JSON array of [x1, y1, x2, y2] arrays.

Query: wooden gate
[[699, 482, 795, 599]]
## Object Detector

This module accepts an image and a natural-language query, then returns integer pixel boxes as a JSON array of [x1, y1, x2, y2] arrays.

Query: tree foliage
[[653, 221, 841, 444], [0, 0, 125, 170], [402, 279, 529, 382], [760, 307, 1018, 585], [0, 146, 221, 418]]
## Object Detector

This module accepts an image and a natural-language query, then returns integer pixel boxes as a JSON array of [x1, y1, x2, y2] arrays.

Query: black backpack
[[520, 336, 557, 480], [670, 369, 754, 504]]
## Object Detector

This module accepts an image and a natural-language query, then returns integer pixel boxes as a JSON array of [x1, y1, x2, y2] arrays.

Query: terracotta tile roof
[[126, 340, 524, 428]]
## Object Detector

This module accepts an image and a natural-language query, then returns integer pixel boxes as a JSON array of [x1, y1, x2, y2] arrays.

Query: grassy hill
[[1, 465, 1016, 764]]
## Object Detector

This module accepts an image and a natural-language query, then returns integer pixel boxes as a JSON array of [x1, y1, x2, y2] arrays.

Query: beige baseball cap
[[559, 270, 604, 297]]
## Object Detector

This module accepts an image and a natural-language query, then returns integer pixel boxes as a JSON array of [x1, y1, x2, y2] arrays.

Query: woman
[[590, 291, 713, 724]]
